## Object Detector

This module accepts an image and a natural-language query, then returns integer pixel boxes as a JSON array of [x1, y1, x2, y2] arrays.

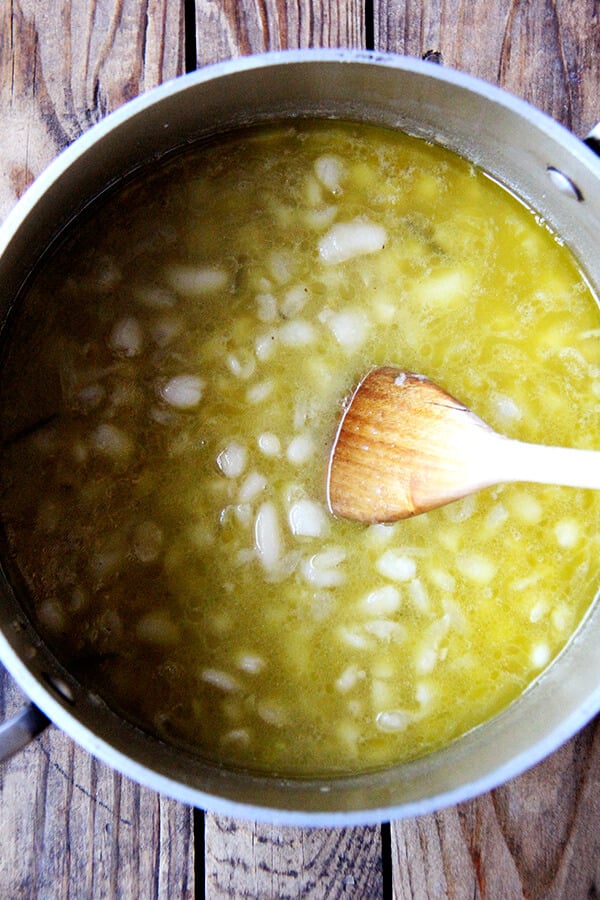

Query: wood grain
[[389, 721, 600, 899], [0, 0, 185, 218], [205, 818, 384, 898], [195, 0, 365, 65], [375, 0, 600, 136], [1, 679, 194, 898], [0, 2, 193, 898]]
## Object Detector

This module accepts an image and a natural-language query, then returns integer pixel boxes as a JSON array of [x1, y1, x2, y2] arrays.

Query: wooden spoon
[[327, 366, 600, 523]]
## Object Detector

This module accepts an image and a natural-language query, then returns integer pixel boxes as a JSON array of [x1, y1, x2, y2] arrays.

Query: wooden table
[[1, 2, 600, 897]]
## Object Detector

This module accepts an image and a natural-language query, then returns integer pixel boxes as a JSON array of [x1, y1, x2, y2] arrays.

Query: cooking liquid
[[1, 121, 599, 774]]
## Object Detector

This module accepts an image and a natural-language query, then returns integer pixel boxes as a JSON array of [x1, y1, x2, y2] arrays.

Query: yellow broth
[[1, 121, 599, 775]]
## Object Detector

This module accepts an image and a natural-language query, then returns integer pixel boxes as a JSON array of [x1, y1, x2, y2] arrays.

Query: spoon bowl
[[327, 366, 600, 523]]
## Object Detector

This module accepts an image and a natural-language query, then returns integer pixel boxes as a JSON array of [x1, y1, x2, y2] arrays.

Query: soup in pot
[[1, 120, 599, 775]]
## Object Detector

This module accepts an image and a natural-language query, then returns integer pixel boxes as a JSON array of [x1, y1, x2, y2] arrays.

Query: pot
[[1, 49, 600, 826]]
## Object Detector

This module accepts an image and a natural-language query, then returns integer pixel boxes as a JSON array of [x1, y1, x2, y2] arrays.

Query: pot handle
[[0, 703, 50, 763], [584, 123, 600, 156]]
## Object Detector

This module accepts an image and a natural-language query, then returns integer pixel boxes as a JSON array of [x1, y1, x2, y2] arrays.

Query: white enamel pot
[[1, 49, 600, 826]]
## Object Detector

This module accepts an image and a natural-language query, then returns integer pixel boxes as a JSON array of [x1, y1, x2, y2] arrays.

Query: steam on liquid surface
[[1, 121, 600, 775]]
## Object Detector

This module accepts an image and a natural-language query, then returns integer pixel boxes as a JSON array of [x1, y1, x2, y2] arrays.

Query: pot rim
[[2, 604, 599, 827], [3, 47, 600, 256]]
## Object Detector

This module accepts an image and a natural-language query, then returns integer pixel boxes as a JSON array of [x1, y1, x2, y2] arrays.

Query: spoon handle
[[491, 435, 600, 492]]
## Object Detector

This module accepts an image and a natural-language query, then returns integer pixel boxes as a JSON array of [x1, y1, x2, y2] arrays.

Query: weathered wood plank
[[389, 720, 600, 899], [1, 679, 195, 898], [390, 797, 521, 900], [375, 0, 600, 135], [492, 720, 600, 899], [0, 0, 186, 218], [0, 2, 193, 898], [195, 0, 365, 66], [377, 2, 600, 897], [205, 818, 384, 898]]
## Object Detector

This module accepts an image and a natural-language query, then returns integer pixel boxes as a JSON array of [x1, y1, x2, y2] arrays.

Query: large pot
[[1, 49, 600, 826]]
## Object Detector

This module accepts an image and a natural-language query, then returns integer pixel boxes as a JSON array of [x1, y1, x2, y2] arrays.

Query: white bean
[[314, 154, 345, 193], [287, 434, 315, 465], [457, 553, 497, 584], [255, 331, 278, 360], [376, 710, 410, 733], [301, 548, 345, 588], [310, 547, 346, 567], [254, 501, 283, 572], [361, 585, 401, 615], [226, 352, 256, 380], [132, 521, 163, 563], [269, 251, 295, 284], [279, 320, 316, 346], [408, 578, 430, 613], [77, 383, 106, 410], [280, 285, 309, 318], [108, 317, 143, 357], [257, 432, 281, 456], [288, 499, 329, 537], [551, 605, 572, 632], [319, 218, 386, 265], [554, 519, 580, 548], [37, 599, 65, 634], [256, 292, 278, 322], [246, 380, 274, 405], [233, 503, 252, 526], [167, 264, 228, 295], [201, 668, 240, 692], [509, 492, 542, 524], [443, 494, 476, 523], [442, 597, 467, 632], [159, 375, 204, 409], [94, 255, 121, 289], [335, 664, 364, 693], [485, 503, 509, 531], [415, 615, 451, 674], [217, 442, 247, 478], [492, 393, 523, 425], [337, 625, 372, 650], [415, 646, 438, 675], [151, 316, 184, 347], [428, 569, 456, 593], [413, 267, 474, 308], [136, 613, 179, 646], [236, 653, 266, 675], [303, 205, 337, 230], [376, 550, 416, 582], [221, 728, 251, 747], [416, 681, 434, 706], [320, 308, 369, 352], [531, 643, 551, 668], [365, 524, 396, 546], [337, 721, 360, 753], [257, 699, 287, 726], [238, 472, 267, 503], [529, 599, 548, 623], [92, 423, 134, 460]]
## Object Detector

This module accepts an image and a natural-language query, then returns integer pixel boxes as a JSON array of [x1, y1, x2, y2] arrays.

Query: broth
[[1, 121, 600, 775]]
